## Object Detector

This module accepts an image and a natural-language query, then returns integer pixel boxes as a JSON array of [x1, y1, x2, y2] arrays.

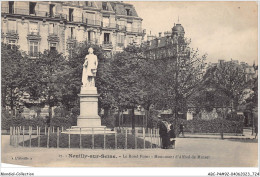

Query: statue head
[[88, 47, 94, 54]]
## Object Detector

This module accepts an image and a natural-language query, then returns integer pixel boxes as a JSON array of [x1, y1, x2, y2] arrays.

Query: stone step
[[61, 127, 116, 135]]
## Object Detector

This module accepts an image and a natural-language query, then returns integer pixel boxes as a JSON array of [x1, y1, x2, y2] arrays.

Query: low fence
[[9, 126, 161, 149]]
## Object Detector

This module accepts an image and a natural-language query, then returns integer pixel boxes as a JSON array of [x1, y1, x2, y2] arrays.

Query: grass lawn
[[20, 133, 158, 149]]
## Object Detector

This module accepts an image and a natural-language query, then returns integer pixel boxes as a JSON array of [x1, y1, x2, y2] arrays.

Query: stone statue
[[82, 48, 98, 87]]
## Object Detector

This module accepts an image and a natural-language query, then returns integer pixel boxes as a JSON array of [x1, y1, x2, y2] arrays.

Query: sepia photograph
[[0, 0, 258, 176]]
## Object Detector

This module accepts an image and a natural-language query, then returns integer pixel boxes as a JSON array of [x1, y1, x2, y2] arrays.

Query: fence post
[[125, 128, 127, 149], [135, 128, 137, 149], [150, 128, 152, 149], [47, 127, 50, 148], [68, 129, 70, 149], [9, 127, 12, 146], [62, 127, 64, 132], [103, 128, 106, 149], [92, 128, 94, 149], [79, 128, 82, 149], [143, 127, 145, 149], [57, 127, 60, 148], [16, 127, 19, 147], [29, 126, 32, 148], [115, 127, 117, 149], [22, 126, 24, 147], [38, 127, 41, 148]]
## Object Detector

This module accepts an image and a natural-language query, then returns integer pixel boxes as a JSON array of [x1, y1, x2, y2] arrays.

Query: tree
[[22, 50, 67, 119], [204, 61, 250, 111], [148, 36, 206, 132], [1, 43, 26, 116], [110, 45, 145, 133], [62, 41, 115, 118]]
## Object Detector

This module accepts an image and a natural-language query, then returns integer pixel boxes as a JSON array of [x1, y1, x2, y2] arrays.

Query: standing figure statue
[[82, 48, 98, 87]]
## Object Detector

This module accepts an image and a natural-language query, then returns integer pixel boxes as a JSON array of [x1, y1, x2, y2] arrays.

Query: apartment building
[[1, 1, 145, 57]]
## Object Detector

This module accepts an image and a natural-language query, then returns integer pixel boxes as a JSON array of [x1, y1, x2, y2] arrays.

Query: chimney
[[159, 32, 162, 37]]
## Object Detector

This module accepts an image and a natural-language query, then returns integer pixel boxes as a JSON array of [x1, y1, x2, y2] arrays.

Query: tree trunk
[[131, 108, 135, 135], [104, 108, 109, 119]]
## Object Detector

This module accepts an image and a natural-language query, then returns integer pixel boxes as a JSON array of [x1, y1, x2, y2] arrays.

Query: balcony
[[85, 19, 101, 26], [102, 41, 113, 50], [117, 25, 126, 31], [1, 7, 67, 20], [48, 33, 59, 42], [117, 43, 124, 47], [6, 29, 19, 39], [101, 22, 116, 29], [27, 31, 41, 40], [67, 36, 76, 43], [126, 27, 143, 34]]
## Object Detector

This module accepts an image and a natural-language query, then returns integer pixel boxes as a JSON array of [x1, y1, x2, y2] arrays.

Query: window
[[88, 31, 95, 42], [126, 9, 131, 16], [104, 33, 110, 44], [29, 22, 38, 34], [49, 23, 57, 35], [86, 12, 95, 25], [49, 4, 55, 17], [102, 2, 108, 10], [128, 37, 134, 45], [9, 40, 16, 49], [29, 41, 39, 57], [85, 1, 92, 6], [9, 1, 14, 14], [50, 43, 57, 52], [69, 27, 75, 39], [69, 8, 74, 21], [8, 20, 16, 33], [29, 2, 36, 15], [117, 34, 125, 47]]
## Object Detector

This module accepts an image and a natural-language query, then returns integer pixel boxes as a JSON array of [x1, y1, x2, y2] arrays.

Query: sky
[[127, 1, 258, 65]]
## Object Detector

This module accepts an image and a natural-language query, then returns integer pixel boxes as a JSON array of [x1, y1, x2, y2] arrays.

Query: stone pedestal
[[62, 86, 115, 134], [77, 86, 101, 127]]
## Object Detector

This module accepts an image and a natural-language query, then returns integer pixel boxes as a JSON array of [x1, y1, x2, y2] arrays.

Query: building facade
[[1, 1, 145, 57], [144, 23, 189, 60]]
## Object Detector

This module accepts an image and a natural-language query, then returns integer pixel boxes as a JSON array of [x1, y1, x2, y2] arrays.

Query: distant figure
[[168, 124, 176, 149], [179, 123, 184, 137], [159, 121, 170, 149], [255, 125, 258, 139]]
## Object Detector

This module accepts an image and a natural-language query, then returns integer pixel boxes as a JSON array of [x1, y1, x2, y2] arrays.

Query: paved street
[[1, 135, 257, 167]]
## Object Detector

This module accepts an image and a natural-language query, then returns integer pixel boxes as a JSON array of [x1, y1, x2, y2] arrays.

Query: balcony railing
[[7, 29, 17, 34], [102, 22, 116, 29], [126, 27, 143, 33], [85, 19, 101, 26], [117, 25, 126, 31], [2, 7, 67, 20], [117, 43, 124, 47], [29, 31, 40, 36], [102, 41, 113, 49]]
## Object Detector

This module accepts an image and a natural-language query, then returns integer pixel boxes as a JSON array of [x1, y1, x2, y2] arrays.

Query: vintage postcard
[[1, 1, 258, 176]]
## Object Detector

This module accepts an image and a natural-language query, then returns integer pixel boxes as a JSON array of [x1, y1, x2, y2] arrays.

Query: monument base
[[62, 126, 115, 135], [62, 86, 115, 134]]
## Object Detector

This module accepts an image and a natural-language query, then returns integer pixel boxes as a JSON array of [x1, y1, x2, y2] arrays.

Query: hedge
[[172, 118, 243, 134]]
